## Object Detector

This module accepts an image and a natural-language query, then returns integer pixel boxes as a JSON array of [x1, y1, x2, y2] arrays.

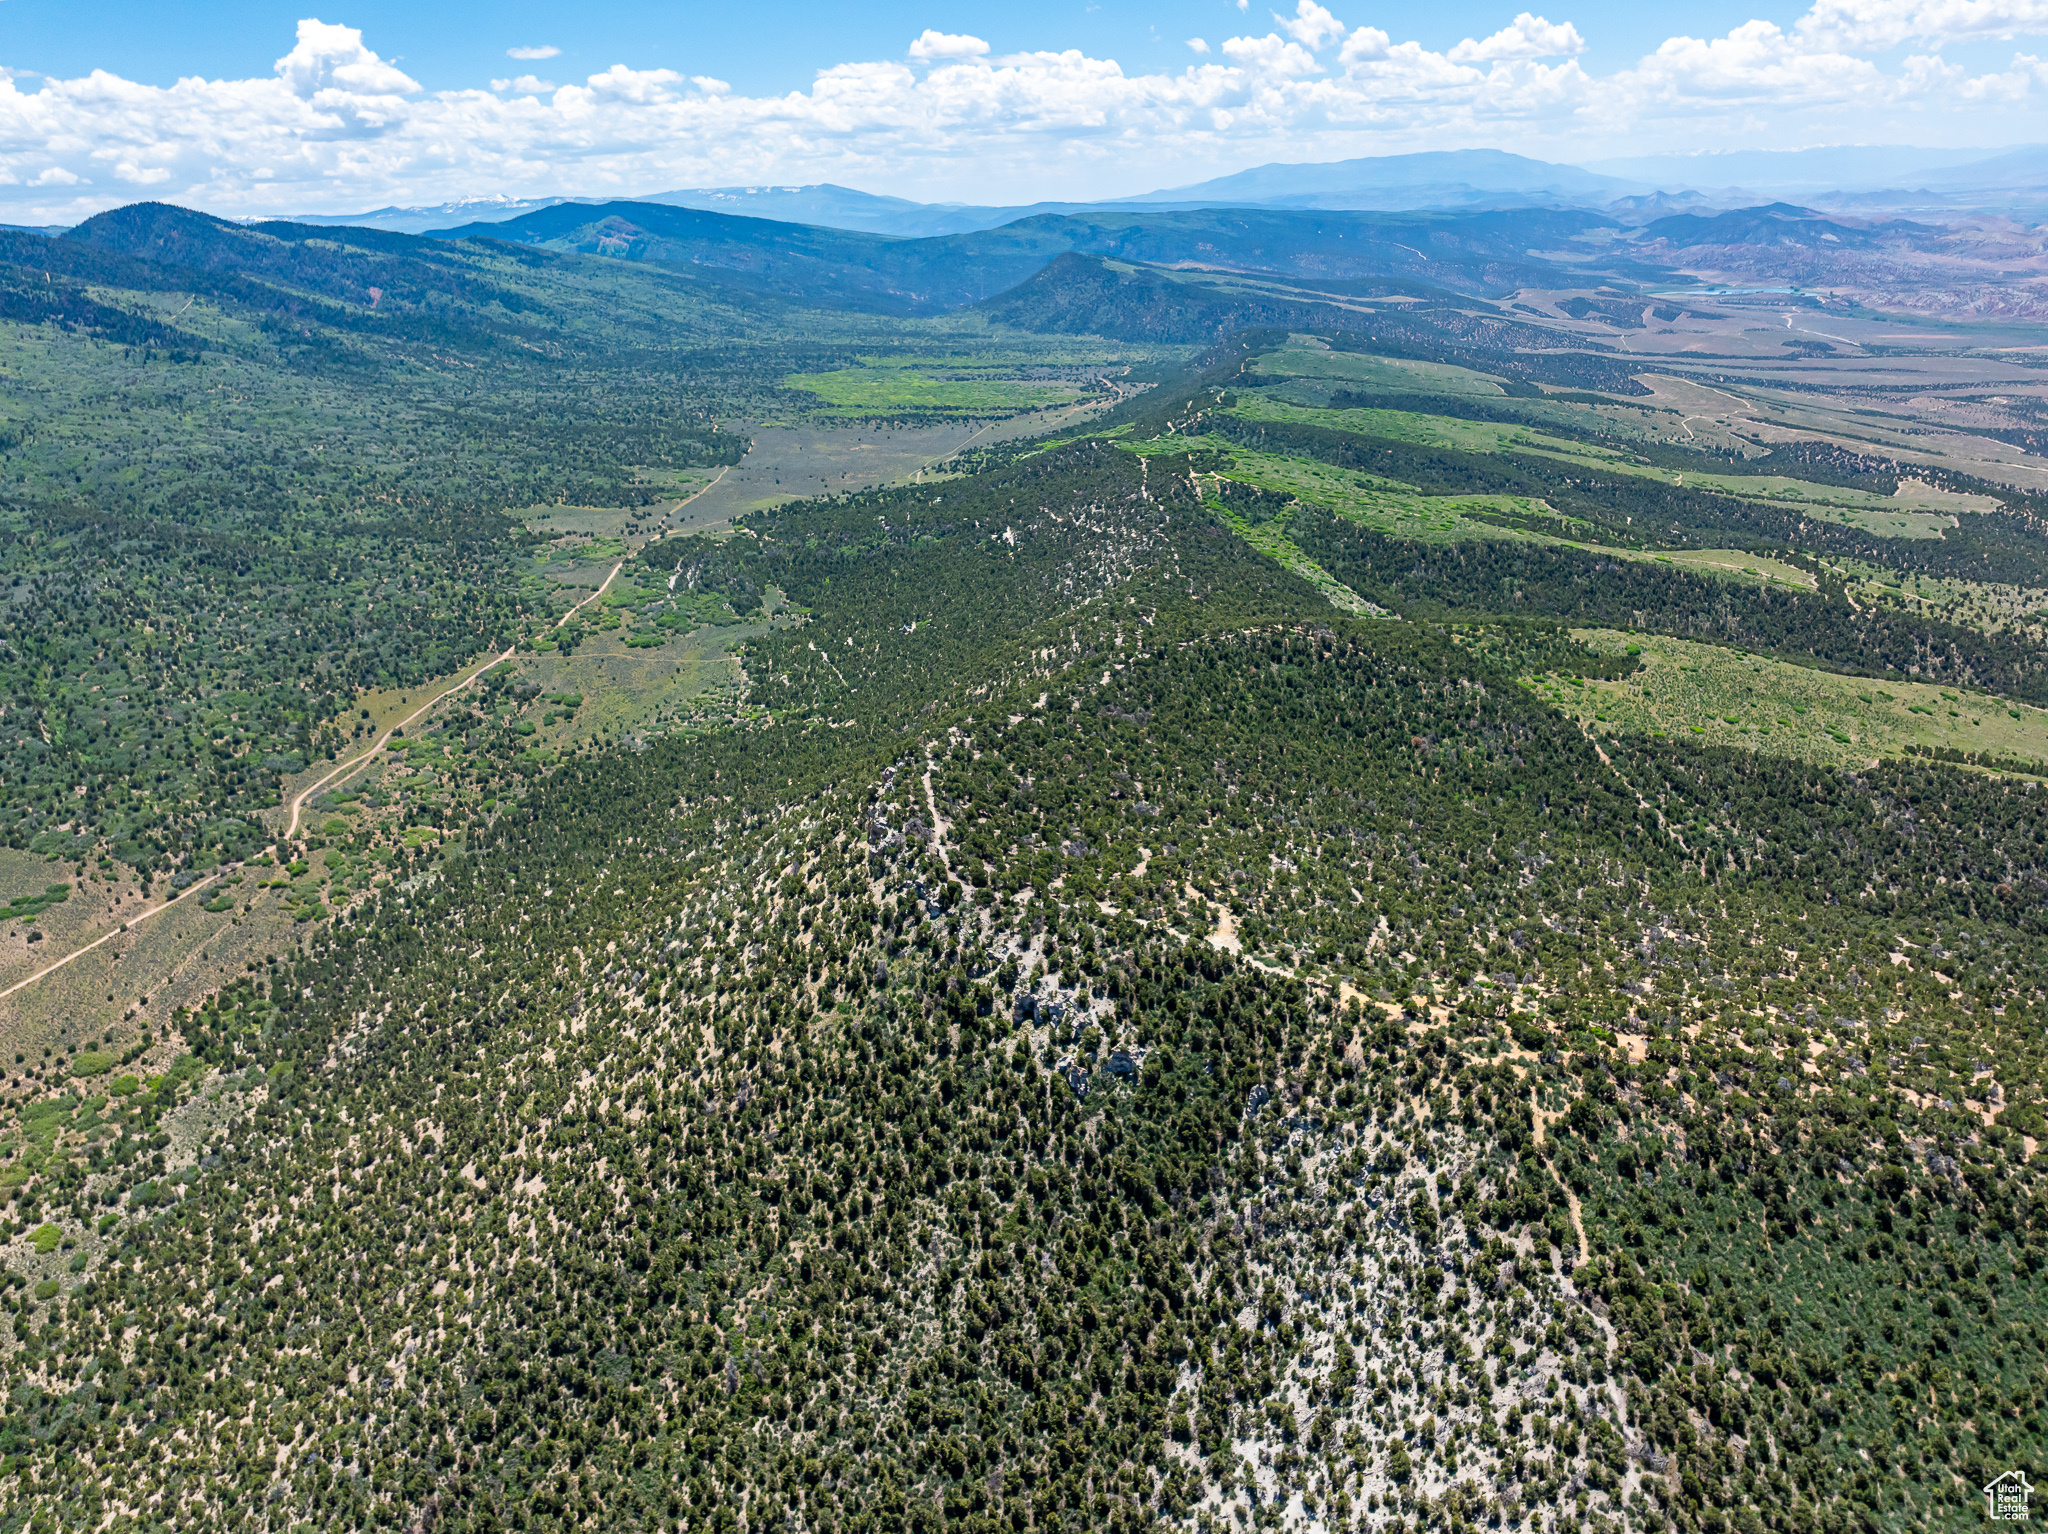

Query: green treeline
[[1205, 411, 2048, 587], [0, 278, 2042, 1534], [0, 423, 2035, 1529], [1291, 514, 2048, 702], [0, 206, 814, 868]]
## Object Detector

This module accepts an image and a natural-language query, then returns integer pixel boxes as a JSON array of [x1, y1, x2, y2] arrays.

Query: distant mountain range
[[278, 144, 2048, 242], [148, 142, 2048, 329], [292, 150, 1647, 241], [426, 200, 1614, 316], [410, 185, 2048, 325], [1587, 144, 2048, 217], [1123, 149, 1645, 211], [1585, 145, 2008, 195], [283, 194, 586, 237]]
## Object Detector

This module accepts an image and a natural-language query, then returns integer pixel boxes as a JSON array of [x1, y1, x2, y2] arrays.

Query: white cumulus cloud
[[1277, 1, 1347, 49], [507, 45, 561, 61], [1448, 13, 1586, 63], [274, 18, 419, 96], [1796, 0, 2048, 50], [0, 12, 2045, 223], [1338, 27, 1394, 63], [557, 63, 686, 111], [907, 30, 990, 61], [1615, 20, 1889, 110], [1222, 32, 1324, 73], [1187, 37, 1211, 54]]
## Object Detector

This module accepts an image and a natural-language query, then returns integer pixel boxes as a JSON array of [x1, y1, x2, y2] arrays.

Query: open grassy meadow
[[1835, 562, 2048, 645], [1126, 435, 1549, 540], [784, 365, 1083, 416], [1247, 342, 1516, 396], [512, 611, 777, 745], [666, 414, 1115, 526], [1132, 438, 1831, 603], [1650, 547, 1815, 589], [1230, 393, 1999, 531], [1540, 628, 2048, 770], [1198, 495, 1383, 616]]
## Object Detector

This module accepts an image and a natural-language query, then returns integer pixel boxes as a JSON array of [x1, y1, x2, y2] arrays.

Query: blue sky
[[4, 0, 1806, 93], [2, 1, 2046, 221]]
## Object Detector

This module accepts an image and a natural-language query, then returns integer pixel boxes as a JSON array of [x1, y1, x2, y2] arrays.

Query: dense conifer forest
[[0, 206, 2039, 1534]]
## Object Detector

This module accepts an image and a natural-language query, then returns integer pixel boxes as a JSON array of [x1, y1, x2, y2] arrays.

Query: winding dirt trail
[[0, 563, 627, 1004], [686, 466, 730, 504], [667, 465, 730, 522], [0, 902, 165, 1004], [283, 560, 624, 838], [1530, 1086, 1592, 1266]]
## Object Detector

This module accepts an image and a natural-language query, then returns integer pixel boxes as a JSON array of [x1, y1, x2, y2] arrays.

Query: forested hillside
[[0, 434, 2037, 1534], [0, 207, 814, 875], [0, 213, 2041, 1534]]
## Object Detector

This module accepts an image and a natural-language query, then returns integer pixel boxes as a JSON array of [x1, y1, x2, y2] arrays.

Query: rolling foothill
[[0, 187, 2037, 1533]]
